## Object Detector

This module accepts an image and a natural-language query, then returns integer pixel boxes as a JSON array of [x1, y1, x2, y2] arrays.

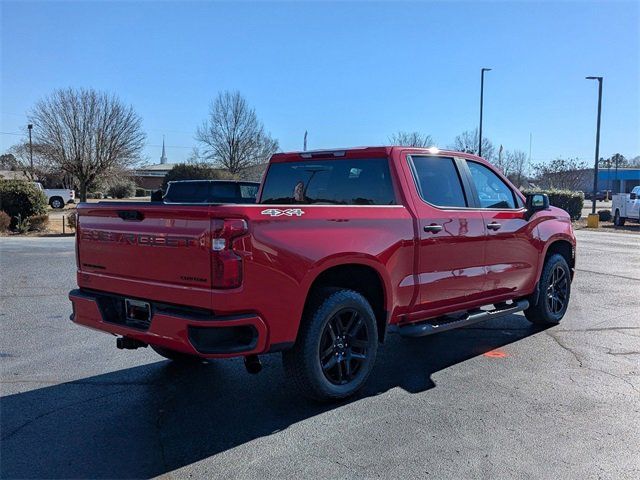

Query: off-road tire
[[525, 254, 571, 325], [151, 345, 204, 363], [283, 288, 378, 402]]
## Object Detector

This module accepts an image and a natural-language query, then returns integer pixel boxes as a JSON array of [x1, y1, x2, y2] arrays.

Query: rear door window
[[260, 159, 396, 205], [409, 156, 468, 208]]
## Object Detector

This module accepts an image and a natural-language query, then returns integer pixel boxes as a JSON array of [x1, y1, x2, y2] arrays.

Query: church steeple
[[160, 136, 168, 164]]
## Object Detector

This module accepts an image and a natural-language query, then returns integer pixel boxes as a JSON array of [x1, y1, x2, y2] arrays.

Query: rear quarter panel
[[218, 205, 416, 346]]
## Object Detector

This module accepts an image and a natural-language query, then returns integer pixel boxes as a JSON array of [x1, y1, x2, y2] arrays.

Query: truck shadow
[[1, 315, 546, 479]]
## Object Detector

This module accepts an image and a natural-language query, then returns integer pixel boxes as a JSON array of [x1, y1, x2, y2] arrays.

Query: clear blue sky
[[1, 1, 639, 165]]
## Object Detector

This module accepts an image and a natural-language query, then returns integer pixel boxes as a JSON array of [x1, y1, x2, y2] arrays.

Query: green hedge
[[522, 188, 584, 220], [162, 163, 237, 191], [0, 180, 48, 228], [598, 209, 612, 222], [107, 180, 136, 199]]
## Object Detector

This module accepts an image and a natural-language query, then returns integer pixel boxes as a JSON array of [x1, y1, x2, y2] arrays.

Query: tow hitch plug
[[244, 355, 262, 374]]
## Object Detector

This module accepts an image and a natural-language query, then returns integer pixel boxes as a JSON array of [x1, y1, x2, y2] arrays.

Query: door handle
[[487, 222, 502, 231], [424, 224, 443, 233]]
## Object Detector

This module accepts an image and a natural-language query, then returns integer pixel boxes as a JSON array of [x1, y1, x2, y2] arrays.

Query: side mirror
[[525, 193, 549, 220], [630, 193, 637, 200]]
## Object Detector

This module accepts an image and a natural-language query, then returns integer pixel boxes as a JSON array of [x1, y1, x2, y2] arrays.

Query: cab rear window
[[260, 159, 396, 205]]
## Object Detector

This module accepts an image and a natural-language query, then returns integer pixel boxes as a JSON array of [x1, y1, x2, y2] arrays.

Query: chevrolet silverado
[[69, 147, 576, 400]]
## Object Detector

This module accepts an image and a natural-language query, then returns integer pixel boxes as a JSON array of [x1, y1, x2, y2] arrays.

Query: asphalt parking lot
[[1, 231, 639, 479]]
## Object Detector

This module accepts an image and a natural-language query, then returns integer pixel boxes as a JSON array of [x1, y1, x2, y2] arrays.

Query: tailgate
[[77, 203, 212, 288]]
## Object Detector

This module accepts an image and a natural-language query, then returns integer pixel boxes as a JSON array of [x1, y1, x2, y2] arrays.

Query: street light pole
[[27, 124, 34, 175], [478, 67, 491, 158], [586, 76, 603, 215]]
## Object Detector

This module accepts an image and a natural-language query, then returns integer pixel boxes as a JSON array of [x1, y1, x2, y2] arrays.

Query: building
[[536, 167, 640, 194], [0, 170, 29, 181], [159, 136, 168, 165], [131, 163, 176, 190], [598, 168, 640, 194], [131, 137, 176, 190]]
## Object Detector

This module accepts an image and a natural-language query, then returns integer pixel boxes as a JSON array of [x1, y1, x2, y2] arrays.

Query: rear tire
[[283, 288, 378, 402], [50, 197, 64, 209], [525, 254, 571, 325], [151, 345, 204, 363], [613, 209, 626, 226]]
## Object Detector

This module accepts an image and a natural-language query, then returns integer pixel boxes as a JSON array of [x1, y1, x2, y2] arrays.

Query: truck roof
[[270, 146, 488, 163]]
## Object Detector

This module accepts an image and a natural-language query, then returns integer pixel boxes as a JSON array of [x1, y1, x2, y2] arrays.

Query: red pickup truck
[[70, 147, 575, 400]]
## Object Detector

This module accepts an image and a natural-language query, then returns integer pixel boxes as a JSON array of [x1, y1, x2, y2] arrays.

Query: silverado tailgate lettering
[[81, 229, 202, 248]]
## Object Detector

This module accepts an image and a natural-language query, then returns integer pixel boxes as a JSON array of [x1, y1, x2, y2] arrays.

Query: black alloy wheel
[[525, 253, 571, 325], [319, 308, 370, 385], [546, 264, 568, 315], [282, 288, 378, 401]]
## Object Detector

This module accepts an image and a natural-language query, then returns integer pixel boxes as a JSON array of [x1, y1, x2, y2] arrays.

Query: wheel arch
[[544, 238, 574, 270], [301, 260, 391, 344]]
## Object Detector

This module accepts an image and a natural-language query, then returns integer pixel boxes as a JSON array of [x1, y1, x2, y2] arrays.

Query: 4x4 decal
[[261, 208, 305, 217]]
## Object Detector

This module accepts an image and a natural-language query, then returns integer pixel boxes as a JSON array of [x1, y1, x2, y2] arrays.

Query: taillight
[[211, 218, 248, 289]]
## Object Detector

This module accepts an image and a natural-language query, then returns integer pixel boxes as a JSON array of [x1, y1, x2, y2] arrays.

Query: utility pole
[[27, 124, 34, 175], [586, 76, 603, 215], [607, 158, 611, 198], [614, 154, 619, 193], [478, 67, 491, 157], [303, 131, 308, 151]]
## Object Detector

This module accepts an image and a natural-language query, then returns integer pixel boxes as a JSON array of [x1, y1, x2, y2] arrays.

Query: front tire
[[151, 345, 204, 363], [525, 254, 571, 325], [283, 289, 378, 402]]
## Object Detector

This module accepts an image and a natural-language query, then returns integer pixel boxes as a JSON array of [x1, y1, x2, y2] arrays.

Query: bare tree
[[533, 157, 589, 190], [186, 146, 203, 164], [29, 88, 146, 201], [503, 149, 529, 187], [196, 91, 279, 174], [388, 131, 435, 147], [0, 153, 18, 170], [451, 128, 495, 160], [6, 142, 53, 181]]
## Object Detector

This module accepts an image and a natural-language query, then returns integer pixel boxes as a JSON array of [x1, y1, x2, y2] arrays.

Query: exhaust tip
[[244, 355, 262, 374]]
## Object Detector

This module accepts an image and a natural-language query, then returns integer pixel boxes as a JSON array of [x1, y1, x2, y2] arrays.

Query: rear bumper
[[69, 289, 268, 358]]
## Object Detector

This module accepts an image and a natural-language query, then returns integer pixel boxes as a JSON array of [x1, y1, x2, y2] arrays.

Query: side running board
[[395, 299, 529, 338]]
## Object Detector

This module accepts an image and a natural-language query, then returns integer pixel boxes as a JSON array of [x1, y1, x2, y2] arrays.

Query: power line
[[0, 131, 27, 136], [146, 128, 194, 135]]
